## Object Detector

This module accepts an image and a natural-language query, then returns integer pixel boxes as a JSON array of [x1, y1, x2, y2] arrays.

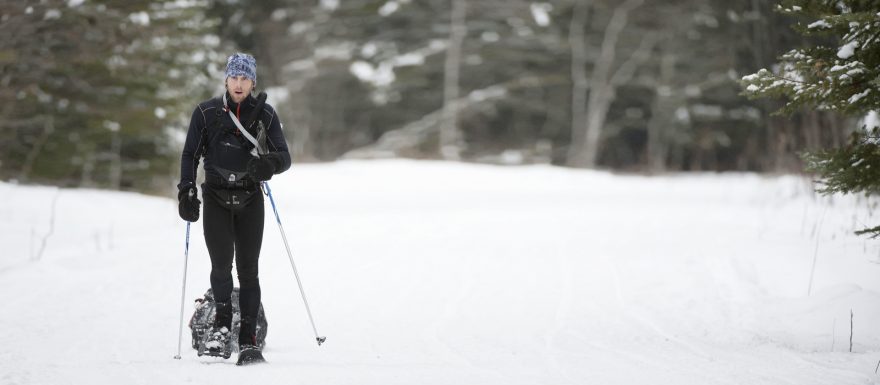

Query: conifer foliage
[[742, 0, 880, 237], [0, 1, 222, 192]]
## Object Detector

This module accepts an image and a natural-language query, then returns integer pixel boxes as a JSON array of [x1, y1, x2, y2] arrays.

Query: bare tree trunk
[[109, 128, 122, 190], [751, 0, 784, 171], [292, 93, 313, 161], [19, 116, 53, 182], [806, 109, 821, 150], [739, 135, 757, 171], [440, 0, 466, 160], [80, 151, 95, 188], [568, 0, 643, 168], [775, 118, 790, 171], [827, 112, 844, 148], [568, 0, 589, 167], [257, 13, 316, 161], [646, 51, 676, 173], [293, 62, 318, 161], [750, 0, 767, 69]]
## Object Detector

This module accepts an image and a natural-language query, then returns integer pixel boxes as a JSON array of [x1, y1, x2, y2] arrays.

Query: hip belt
[[205, 173, 258, 190]]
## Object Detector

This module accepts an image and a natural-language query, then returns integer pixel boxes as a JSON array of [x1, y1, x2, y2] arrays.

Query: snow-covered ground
[[1, 160, 879, 385]]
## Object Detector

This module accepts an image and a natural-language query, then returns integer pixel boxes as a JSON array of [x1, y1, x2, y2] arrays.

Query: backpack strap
[[223, 92, 268, 157], [204, 97, 229, 152]]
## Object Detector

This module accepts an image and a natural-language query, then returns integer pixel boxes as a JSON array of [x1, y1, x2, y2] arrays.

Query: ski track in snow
[[2, 159, 880, 385]]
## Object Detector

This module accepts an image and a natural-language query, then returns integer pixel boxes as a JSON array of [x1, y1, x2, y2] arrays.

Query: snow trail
[[1, 160, 879, 385]]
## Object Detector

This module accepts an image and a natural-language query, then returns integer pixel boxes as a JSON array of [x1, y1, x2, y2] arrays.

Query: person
[[177, 52, 291, 362]]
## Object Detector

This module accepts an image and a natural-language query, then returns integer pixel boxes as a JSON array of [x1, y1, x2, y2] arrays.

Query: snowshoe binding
[[197, 300, 234, 359], [198, 325, 234, 359]]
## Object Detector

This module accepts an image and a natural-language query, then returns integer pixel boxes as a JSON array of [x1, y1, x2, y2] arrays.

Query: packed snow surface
[[2, 160, 880, 384]]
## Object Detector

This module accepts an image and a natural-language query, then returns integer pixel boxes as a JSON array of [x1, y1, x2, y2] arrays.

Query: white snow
[[265, 86, 291, 108], [350, 44, 445, 88], [392, 52, 425, 67], [808, 19, 832, 29], [378, 1, 400, 17], [530, 3, 553, 27], [204, 327, 229, 350], [838, 41, 859, 59], [102, 120, 120, 132], [675, 106, 691, 123], [481, 31, 500, 42], [741, 73, 761, 82], [314, 43, 354, 61], [849, 88, 871, 104], [43, 9, 61, 20], [2, 160, 880, 384], [271, 9, 287, 21], [361, 42, 378, 58], [350, 61, 395, 87], [691, 104, 724, 118], [205, 340, 222, 349], [319, 0, 339, 11], [468, 86, 506, 102], [128, 11, 150, 26], [863, 110, 880, 130]]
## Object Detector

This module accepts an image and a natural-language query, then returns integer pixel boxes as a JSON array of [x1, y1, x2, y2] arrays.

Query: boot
[[236, 316, 265, 365], [238, 315, 259, 349], [214, 300, 232, 330]]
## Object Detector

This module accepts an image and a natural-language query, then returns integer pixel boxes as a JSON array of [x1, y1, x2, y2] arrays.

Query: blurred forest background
[[0, 0, 852, 194]]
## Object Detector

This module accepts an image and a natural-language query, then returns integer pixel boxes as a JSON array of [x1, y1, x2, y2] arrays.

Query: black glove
[[247, 153, 282, 182], [177, 182, 201, 222]]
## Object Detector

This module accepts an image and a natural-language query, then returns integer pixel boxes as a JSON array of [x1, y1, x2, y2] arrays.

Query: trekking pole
[[263, 181, 326, 346], [174, 221, 192, 359]]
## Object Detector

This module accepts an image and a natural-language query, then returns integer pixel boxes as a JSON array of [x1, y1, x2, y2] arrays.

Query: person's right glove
[[177, 182, 201, 222], [247, 153, 283, 182]]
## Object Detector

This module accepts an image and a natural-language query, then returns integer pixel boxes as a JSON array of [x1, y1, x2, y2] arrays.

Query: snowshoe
[[236, 344, 265, 366], [198, 326, 233, 359], [235, 317, 265, 365], [189, 288, 269, 352]]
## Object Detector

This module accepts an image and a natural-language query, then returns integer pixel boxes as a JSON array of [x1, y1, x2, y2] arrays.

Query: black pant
[[202, 184, 264, 323]]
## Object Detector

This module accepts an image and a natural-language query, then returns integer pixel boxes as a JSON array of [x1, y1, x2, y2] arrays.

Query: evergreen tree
[[742, 0, 880, 237], [0, 0, 222, 193]]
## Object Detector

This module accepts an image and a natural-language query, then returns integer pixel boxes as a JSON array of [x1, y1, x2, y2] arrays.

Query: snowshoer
[[178, 52, 291, 364]]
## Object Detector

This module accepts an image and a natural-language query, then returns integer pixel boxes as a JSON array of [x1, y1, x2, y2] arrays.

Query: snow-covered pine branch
[[743, 0, 880, 238]]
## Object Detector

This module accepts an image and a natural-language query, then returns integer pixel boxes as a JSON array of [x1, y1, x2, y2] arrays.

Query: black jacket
[[179, 92, 291, 188]]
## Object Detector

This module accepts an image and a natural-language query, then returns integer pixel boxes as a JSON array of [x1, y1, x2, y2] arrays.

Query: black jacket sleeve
[[179, 105, 207, 188], [263, 104, 291, 174]]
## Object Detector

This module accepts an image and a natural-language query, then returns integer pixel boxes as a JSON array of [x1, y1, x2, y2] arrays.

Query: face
[[226, 75, 254, 103]]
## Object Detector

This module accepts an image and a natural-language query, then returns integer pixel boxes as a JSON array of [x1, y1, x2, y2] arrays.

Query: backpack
[[188, 287, 268, 351], [201, 92, 270, 188]]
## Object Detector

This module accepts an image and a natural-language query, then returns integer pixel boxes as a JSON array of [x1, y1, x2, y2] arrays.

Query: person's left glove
[[247, 153, 283, 182]]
